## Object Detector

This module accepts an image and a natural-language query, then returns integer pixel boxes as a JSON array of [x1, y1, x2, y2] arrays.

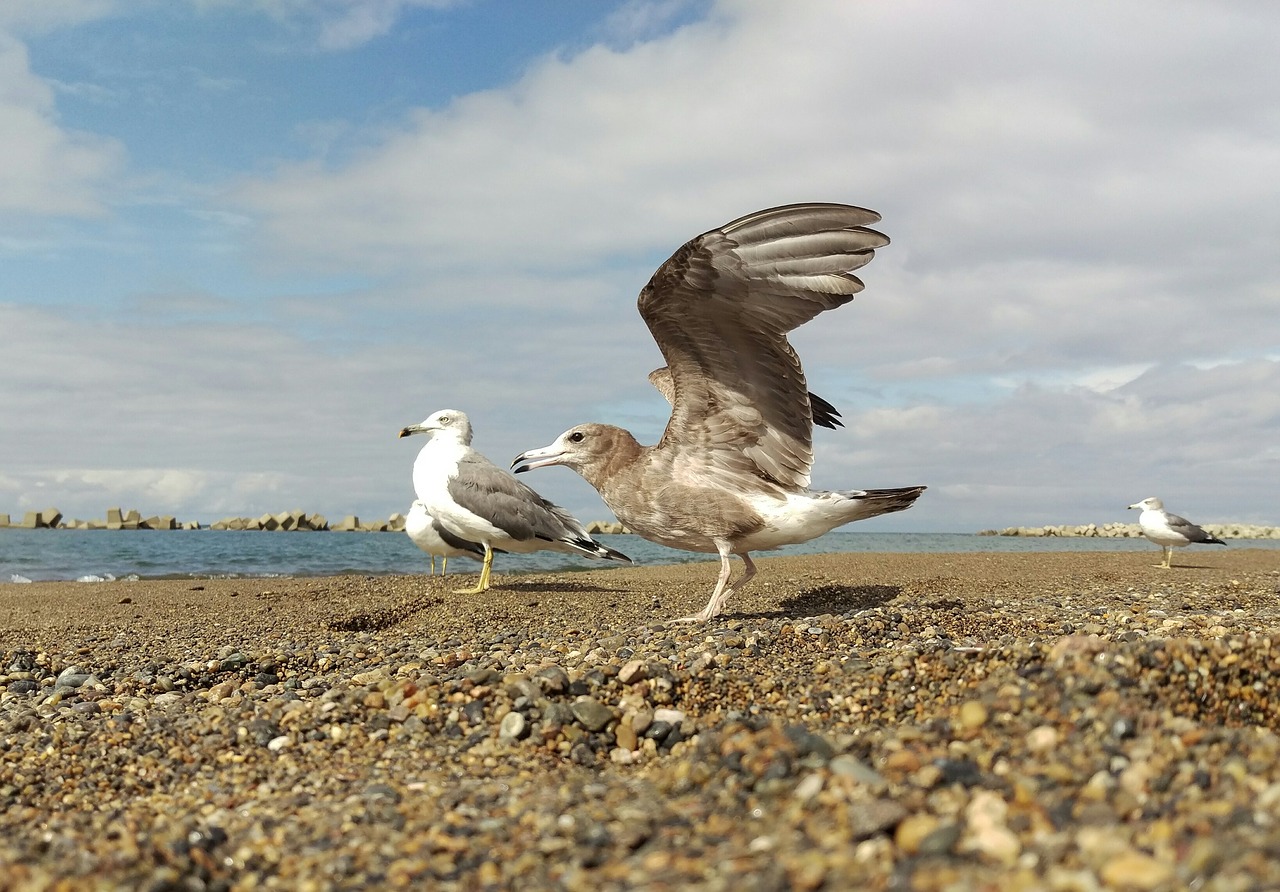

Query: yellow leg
[[429, 555, 437, 576], [454, 545, 492, 594], [441, 556, 448, 577]]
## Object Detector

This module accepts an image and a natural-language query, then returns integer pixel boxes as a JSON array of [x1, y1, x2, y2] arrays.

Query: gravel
[[1, 549, 1278, 890]]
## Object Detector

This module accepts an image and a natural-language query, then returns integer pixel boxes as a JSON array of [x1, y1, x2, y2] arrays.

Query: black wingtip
[[575, 538, 633, 563], [808, 391, 843, 430]]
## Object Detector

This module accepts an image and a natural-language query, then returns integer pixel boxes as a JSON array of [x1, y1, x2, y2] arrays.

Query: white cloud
[[228, 0, 1280, 310], [600, 0, 708, 45], [3, 0, 1279, 533], [0, 33, 125, 218], [48, 469, 211, 510], [0, 1, 115, 34], [192, 0, 464, 50], [815, 359, 1280, 530]]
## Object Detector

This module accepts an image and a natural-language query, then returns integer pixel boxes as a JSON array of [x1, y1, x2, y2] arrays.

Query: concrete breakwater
[[0, 507, 410, 533], [7, 510, 1276, 539], [980, 522, 1280, 539]]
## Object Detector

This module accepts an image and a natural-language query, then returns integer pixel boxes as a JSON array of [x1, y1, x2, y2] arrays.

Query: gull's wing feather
[[1164, 512, 1218, 543], [649, 366, 844, 431], [638, 203, 886, 488]]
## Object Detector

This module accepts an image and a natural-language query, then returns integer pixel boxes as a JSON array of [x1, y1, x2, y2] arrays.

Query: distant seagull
[[404, 500, 488, 576], [512, 203, 925, 622], [399, 410, 631, 594], [1128, 497, 1227, 568]]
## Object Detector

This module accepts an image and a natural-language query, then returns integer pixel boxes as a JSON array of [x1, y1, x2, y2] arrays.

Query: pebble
[[617, 659, 648, 684], [499, 711, 528, 741], [1099, 850, 1176, 890], [895, 813, 940, 854], [569, 697, 614, 732], [957, 698, 989, 730], [1026, 724, 1060, 752]]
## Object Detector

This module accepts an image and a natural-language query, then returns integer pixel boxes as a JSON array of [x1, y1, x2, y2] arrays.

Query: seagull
[[404, 500, 488, 576], [511, 203, 926, 622], [1127, 496, 1226, 568], [399, 410, 631, 594]]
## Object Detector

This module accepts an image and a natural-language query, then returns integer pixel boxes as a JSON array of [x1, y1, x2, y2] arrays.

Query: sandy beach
[[2, 549, 1279, 889]]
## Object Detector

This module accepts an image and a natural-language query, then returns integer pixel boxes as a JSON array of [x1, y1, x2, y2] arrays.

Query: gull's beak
[[1127, 502, 1140, 510], [511, 442, 565, 474], [399, 423, 427, 439]]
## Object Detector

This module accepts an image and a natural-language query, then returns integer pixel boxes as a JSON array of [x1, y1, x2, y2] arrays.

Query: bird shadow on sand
[[498, 581, 625, 594], [326, 595, 442, 632], [738, 583, 901, 620]]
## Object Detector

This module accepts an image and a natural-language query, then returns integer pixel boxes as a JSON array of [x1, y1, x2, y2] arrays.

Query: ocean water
[[3, 528, 1276, 584]]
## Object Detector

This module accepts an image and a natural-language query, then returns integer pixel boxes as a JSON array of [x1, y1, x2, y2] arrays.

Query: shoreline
[[3, 550, 1280, 888], [7, 529, 1280, 588]]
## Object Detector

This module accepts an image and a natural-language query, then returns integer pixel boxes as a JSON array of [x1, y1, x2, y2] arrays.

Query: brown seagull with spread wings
[[513, 203, 925, 622]]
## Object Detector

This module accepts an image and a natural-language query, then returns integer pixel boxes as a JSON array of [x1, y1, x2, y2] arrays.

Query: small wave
[[8, 574, 33, 584], [76, 573, 117, 583]]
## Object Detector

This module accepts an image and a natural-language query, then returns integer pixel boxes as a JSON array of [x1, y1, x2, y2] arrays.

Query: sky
[[1, 0, 1278, 534]]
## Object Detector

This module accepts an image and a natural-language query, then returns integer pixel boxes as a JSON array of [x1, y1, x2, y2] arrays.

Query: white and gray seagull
[[399, 410, 631, 594], [512, 203, 926, 622], [1127, 496, 1226, 568], [403, 499, 489, 577]]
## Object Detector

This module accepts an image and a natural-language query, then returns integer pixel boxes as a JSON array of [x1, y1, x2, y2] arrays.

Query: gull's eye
[[568, 431, 585, 443], [439, 415, 451, 425]]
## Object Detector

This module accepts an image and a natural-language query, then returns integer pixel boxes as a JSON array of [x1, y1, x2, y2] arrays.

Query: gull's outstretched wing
[[638, 203, 886, 489]]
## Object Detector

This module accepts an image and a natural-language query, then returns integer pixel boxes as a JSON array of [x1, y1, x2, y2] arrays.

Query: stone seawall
[[0, 507, 409, 533], [6, 510, 1275, 539], [979, 522, 1280, 539]]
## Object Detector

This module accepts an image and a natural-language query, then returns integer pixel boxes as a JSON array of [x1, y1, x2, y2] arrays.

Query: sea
[[4, 528, 1277, 584]]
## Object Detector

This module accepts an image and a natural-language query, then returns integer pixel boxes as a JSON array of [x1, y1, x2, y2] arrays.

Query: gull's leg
[[674, 542, 738, 623], [455, 545, 492, 595], [429, 555, 437, 576], [732, 553, 758, 597], [1161, 546, 1173, 569], [441, 556, 448, 577]]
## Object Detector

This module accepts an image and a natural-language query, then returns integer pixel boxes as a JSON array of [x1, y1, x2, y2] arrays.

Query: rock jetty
[[0, 508, 410, 533], [6, 511, 1274, 538], [584, 520, 630, 534], [979, 522, 1280, 539]]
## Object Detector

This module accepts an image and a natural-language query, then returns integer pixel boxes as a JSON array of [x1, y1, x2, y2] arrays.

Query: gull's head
[[398, 409, 473, 444], [1128, 497, 1163, 511], [511, 423, 639, 486]]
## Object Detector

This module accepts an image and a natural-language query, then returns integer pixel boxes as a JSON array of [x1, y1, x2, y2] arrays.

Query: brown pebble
[[1099, 850, 1176, 890]]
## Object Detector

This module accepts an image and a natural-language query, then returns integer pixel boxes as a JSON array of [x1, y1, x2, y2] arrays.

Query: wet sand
[[2, 549, 1278, 889]]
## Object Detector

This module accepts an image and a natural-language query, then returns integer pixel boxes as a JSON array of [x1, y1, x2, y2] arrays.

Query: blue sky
[[2, 0, 1278, 533]]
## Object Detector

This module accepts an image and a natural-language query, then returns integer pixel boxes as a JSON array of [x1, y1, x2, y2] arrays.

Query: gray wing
[[639, 203, 886, 489], [448, 453, 629, 561], [1164, 512, 1217, 544], [649, 366, 843, 431], [448, 452, 591, 544]]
